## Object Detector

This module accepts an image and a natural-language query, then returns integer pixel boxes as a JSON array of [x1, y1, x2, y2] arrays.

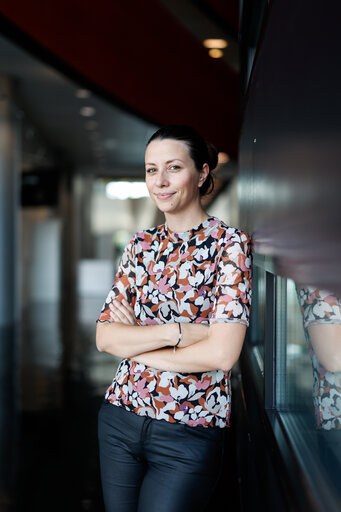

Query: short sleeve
[[210, 231, 252, 326], [97, 237, 136, 323], [297, 287, 341, 329]]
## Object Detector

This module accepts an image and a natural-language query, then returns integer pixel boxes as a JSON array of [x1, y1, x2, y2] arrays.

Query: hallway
[[3, 298, 115, 511], [2, 298, 238, 511]]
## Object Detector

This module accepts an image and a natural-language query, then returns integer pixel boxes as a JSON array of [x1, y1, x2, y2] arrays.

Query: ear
[[198, 163, 210, 188]]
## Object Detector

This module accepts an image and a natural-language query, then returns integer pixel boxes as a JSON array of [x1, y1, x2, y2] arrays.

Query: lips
[[156, 193, 175, 200]]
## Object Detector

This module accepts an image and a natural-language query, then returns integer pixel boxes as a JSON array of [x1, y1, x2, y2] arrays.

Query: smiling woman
[[96, 125, 252, 512]]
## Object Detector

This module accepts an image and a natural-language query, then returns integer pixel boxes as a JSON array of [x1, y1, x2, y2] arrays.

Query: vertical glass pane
[[286, 279, 314, 414], [277, 279, 341, 504], [249, 265, 266, 365]]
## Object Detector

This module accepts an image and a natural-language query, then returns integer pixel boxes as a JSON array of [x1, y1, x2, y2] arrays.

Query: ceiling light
[[80, 106, 96, 117], [106, 181, 149, 200], [208, 49, 224, 59], [218, 152, 230, 164], [75, 88, 91, 99], [84, 120, 98, 130], [203, 39, 228, 49]]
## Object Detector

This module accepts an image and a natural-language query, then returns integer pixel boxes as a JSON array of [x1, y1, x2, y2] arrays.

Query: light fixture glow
[[208, 48, 224, 59], [106, 181, 149, 200], [218, 152, 230, 164], [80, 106, 96, 117], [203, 39, 228, 49]]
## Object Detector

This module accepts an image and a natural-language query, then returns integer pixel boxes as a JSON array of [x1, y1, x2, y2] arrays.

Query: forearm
[[132, 339, 222, 373], [309, 324, 341, 372], [96, 321, 209, 359], [96, 322, 177, 358], [132, 323, 246, 373]]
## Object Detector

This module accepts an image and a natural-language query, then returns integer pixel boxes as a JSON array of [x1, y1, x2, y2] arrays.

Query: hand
[[109, 298, 137, 325]]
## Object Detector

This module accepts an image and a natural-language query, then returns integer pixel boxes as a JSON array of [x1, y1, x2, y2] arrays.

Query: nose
[[155, 168, 169, 188]]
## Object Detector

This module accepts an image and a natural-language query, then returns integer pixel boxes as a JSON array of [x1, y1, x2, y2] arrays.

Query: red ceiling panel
[[0, 0, 240, 156]]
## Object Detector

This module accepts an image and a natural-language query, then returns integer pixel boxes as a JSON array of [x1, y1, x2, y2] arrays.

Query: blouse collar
[[162, 216, 217, 244]]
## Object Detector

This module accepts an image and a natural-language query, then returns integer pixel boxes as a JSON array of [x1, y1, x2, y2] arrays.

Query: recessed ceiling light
[[218, 152, 230, 164], [208, 48, 224, 59], [80, 106, 96, 117], [75, 88, 91, 99], [203, 39, 228, 49]]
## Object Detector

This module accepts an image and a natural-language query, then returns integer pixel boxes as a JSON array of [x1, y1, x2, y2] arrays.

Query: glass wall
[[249, 261, 341, 509]]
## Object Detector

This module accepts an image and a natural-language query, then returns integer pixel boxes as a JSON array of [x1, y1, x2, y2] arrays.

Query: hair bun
[[206, 142, 218, 171]]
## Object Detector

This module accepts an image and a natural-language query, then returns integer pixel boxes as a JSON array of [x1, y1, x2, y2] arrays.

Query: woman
[[96, 125, 252, 512]]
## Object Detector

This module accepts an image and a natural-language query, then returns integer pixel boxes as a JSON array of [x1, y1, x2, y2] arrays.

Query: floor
[[0, 298, 239, 511]]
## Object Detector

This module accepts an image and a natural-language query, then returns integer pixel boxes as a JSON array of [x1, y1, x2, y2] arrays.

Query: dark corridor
[[1, 299, 239, 512]]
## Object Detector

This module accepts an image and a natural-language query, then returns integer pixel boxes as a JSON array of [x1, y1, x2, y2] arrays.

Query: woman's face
[[144, 138, 208, 217]]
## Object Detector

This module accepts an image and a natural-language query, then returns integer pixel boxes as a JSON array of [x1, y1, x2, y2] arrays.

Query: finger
[[109, 308, 121, 320], [111, 305, 127, 322], [120, 299, 137, 322], [112, 300, 135, 324], [121, 298, 135, 313], [116, 298, 135, 317], [110, 309, 131, 325], [110, 303, 136, 325], [110, 303, 126, 320]]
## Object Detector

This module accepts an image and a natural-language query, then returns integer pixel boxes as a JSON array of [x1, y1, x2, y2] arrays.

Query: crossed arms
[[96, 298, 247, 373]]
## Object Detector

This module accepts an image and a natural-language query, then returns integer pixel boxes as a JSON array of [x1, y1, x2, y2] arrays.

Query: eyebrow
[[145, 158, 184, 166]]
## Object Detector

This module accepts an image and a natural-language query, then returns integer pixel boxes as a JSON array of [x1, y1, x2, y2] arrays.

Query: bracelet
[[173, 323, 182, 353]]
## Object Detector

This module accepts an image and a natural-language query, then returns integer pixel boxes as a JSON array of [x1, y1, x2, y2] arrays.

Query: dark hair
[[147, 124, 218, 196]]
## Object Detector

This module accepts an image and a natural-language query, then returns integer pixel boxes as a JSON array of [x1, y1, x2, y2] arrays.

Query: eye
[[169, 165, 180, 171], [145, 167, 157, 174]]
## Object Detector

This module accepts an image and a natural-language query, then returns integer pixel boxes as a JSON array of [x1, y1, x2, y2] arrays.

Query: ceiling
[[0, 0, 240, 179]]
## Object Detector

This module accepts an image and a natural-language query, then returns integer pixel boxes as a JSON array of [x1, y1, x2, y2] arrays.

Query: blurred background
[[1, 1, 341, 511]]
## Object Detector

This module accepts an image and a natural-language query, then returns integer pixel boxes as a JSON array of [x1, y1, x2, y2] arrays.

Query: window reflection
[[294, 285, 341, 499], [297, 287, 341, 430], [248, 270, 341, 503]]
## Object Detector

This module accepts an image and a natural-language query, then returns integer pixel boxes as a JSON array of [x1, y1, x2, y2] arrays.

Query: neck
[[165, 207, 209, 233]]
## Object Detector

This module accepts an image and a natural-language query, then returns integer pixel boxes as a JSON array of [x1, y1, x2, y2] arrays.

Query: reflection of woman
[[96, 125, 252, 512], [298, 287, 341, 430]]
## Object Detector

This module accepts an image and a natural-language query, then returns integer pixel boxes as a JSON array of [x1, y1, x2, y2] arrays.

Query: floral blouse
[[298, 288, 341, 430], [97, 216, 252, 428]]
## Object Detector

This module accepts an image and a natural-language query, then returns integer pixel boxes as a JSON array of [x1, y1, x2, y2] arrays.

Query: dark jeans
[[98, 402, 225, 512]]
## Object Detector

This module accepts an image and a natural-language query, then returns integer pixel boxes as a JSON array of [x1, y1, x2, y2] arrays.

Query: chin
[[155, 201, 178, 213]]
